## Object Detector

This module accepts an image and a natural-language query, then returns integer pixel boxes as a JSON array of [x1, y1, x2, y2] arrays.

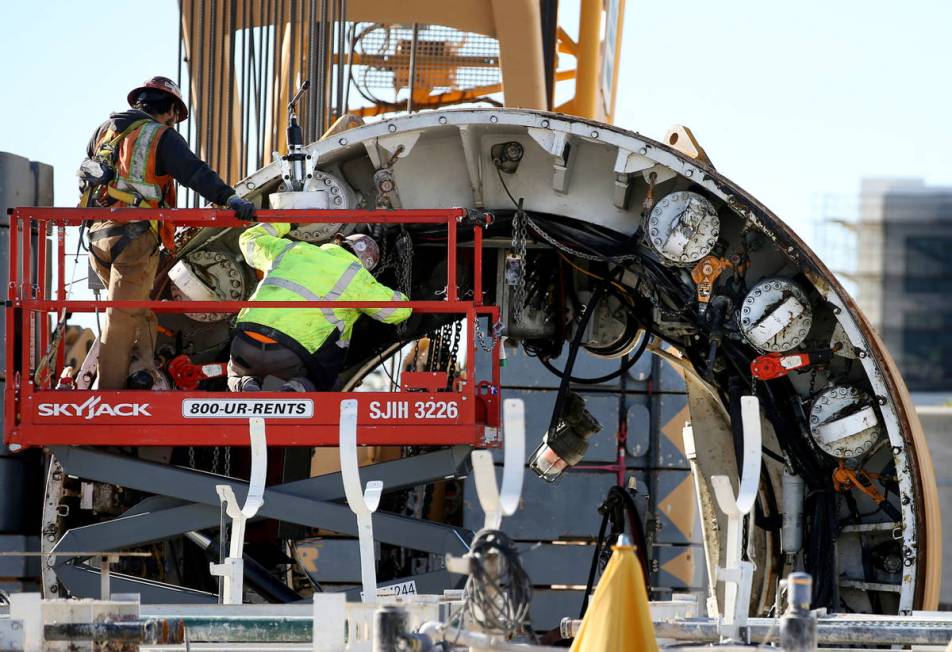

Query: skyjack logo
[[37, 396, 152, 419]]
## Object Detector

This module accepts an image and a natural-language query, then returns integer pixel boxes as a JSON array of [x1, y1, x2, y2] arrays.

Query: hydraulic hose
[[541, 265, 626, 457], [539, 327, 649, 385]]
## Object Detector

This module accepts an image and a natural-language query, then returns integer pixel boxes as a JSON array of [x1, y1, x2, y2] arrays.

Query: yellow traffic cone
[[570, 537, 658, 652]]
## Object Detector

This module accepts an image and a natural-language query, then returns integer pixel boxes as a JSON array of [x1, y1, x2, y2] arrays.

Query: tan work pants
[[88, 228, 159, 389]]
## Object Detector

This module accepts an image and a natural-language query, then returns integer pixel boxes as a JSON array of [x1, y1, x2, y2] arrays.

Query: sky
[[2, 0, 951, 240]]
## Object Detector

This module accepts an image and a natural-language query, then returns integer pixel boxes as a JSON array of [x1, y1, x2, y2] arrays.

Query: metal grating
[[353, 23, 500, 100]]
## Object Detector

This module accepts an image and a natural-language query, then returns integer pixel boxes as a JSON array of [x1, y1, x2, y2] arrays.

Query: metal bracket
[[527, 128, 576, 194], [209, 417, 268, 604], [339, 399, 383, 602], [472, 398, 525, 530], [612, 148, 655, 209], [711, 395, 762, 640]]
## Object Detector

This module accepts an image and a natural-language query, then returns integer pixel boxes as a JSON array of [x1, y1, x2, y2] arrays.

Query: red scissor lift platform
[[5, 207, 501, 449]]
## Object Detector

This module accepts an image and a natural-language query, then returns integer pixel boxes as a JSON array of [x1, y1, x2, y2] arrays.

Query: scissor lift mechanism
[[4, 206, 502, 602]]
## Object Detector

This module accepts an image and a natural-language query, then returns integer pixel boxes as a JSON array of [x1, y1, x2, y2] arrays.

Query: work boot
[[281, 377, 315, 392]]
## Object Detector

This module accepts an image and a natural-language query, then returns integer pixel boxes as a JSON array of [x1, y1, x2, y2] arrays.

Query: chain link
[[396, 227, 413, 337], [446, 319, 462, 389], [211, 446, 219, 475], [188, 446, 196, 469], [509, 210, 528, 323], [474, 316, 504, 352], [526, 215, 639, 263], [224, 446, 231, 477]]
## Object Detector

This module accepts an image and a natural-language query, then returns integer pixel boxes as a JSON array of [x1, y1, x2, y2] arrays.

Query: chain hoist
[[507, 208, 528, 323]]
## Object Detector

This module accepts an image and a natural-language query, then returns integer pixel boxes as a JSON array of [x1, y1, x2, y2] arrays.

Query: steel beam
[[51, 446, 474, 601]]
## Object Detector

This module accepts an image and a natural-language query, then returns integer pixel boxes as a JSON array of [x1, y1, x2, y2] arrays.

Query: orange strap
[[244, 331, 277, 344]]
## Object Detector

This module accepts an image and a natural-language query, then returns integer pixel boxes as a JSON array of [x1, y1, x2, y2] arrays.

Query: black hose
[[542, 265, 626, 447], [579, 485, 649, 618], [539, 328, 649, 385]]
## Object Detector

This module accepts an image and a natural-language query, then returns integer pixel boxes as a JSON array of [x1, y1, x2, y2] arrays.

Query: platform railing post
[[472, 398, 525, 530], [339, 399, 383, 602], [209, 417, 268, 604], [711, 395, 762, 642]]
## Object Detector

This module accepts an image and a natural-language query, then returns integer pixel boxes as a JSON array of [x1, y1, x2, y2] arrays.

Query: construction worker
[[82, 76, 256, 389], [228, 223, 411, 391]]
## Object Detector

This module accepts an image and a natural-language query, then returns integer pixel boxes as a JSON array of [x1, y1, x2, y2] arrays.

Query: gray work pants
[[227, 334, 308, 392]]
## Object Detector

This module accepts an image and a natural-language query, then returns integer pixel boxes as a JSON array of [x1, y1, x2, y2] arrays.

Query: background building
[[815, 178, 952, 394]]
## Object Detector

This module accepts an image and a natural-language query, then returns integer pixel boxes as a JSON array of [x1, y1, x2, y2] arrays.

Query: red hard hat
[[127, 76, 189, 123]]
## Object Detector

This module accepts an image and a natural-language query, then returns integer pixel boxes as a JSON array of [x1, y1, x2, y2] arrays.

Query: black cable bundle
[[463, 530, 533, 637]]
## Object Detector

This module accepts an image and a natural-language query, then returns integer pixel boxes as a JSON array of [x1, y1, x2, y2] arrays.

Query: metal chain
[[188, 446, 196, 469], [397, 227, 413, 336], [224, 446, 231, 477], [509, 210, 528, 322], [446, 319, 462, 389], [211, 446, 220, 475], [426, 329, 440, 372], [474, 316, 503, 352], [526, 215, 639, 263]]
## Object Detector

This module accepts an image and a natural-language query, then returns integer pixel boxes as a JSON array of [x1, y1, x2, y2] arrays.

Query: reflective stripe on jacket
[[237, 222, 412, 354], [93, 120, 177, 250]]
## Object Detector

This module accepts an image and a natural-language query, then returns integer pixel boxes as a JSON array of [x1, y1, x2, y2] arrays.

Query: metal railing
[[4, 207, 500, 449]]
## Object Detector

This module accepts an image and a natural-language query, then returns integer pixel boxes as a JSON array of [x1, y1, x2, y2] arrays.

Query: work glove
[[226, 194, 256, 221]]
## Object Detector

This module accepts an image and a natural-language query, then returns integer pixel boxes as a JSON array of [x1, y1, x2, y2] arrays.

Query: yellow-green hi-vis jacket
[[237, 222, 411, 353]]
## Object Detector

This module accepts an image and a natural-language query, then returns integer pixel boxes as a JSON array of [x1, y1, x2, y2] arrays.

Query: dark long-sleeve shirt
[[87, 110, 234, 206]]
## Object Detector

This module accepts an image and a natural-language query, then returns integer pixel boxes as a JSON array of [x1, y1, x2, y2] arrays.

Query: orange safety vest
[[92, 120, 177, 252]]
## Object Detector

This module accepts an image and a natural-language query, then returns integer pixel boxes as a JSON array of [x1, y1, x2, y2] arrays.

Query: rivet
[[339, 138, 347, 145], [490, 115, 498, 123], [591, 130, 599, 138], [438, 116, 447, 124], [388, 124, 397, 132], [541, 119, 550, 128], [246, 181, 256, 190]]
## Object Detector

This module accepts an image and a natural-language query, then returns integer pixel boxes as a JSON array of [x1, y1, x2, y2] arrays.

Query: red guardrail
[[5, 207, 500, 449]]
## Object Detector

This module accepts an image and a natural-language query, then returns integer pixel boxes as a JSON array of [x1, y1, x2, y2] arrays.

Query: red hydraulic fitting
[[167, 355, 227, 391], [750, 352, 812, 381]]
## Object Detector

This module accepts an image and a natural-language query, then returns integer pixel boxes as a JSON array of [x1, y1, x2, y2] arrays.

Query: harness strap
[[88, 221, 154, 266]]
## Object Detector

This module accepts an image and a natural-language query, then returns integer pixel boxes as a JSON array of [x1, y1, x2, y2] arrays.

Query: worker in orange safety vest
[[80, 76, 256, 389]]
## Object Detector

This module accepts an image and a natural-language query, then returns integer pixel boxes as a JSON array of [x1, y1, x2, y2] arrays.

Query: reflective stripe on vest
[[261, 276, 345, 344], [325, 262, 362, 299], [126, 122, 165, 198], [374, 291, 405, 320], [260, 261, 365, 349]]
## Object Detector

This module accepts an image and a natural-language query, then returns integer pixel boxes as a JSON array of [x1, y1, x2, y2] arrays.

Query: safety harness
[[81, 118, 170, 266]]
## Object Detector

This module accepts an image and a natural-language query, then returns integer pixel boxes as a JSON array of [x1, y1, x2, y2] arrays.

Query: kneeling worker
[[229, 222, 411, 391]]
